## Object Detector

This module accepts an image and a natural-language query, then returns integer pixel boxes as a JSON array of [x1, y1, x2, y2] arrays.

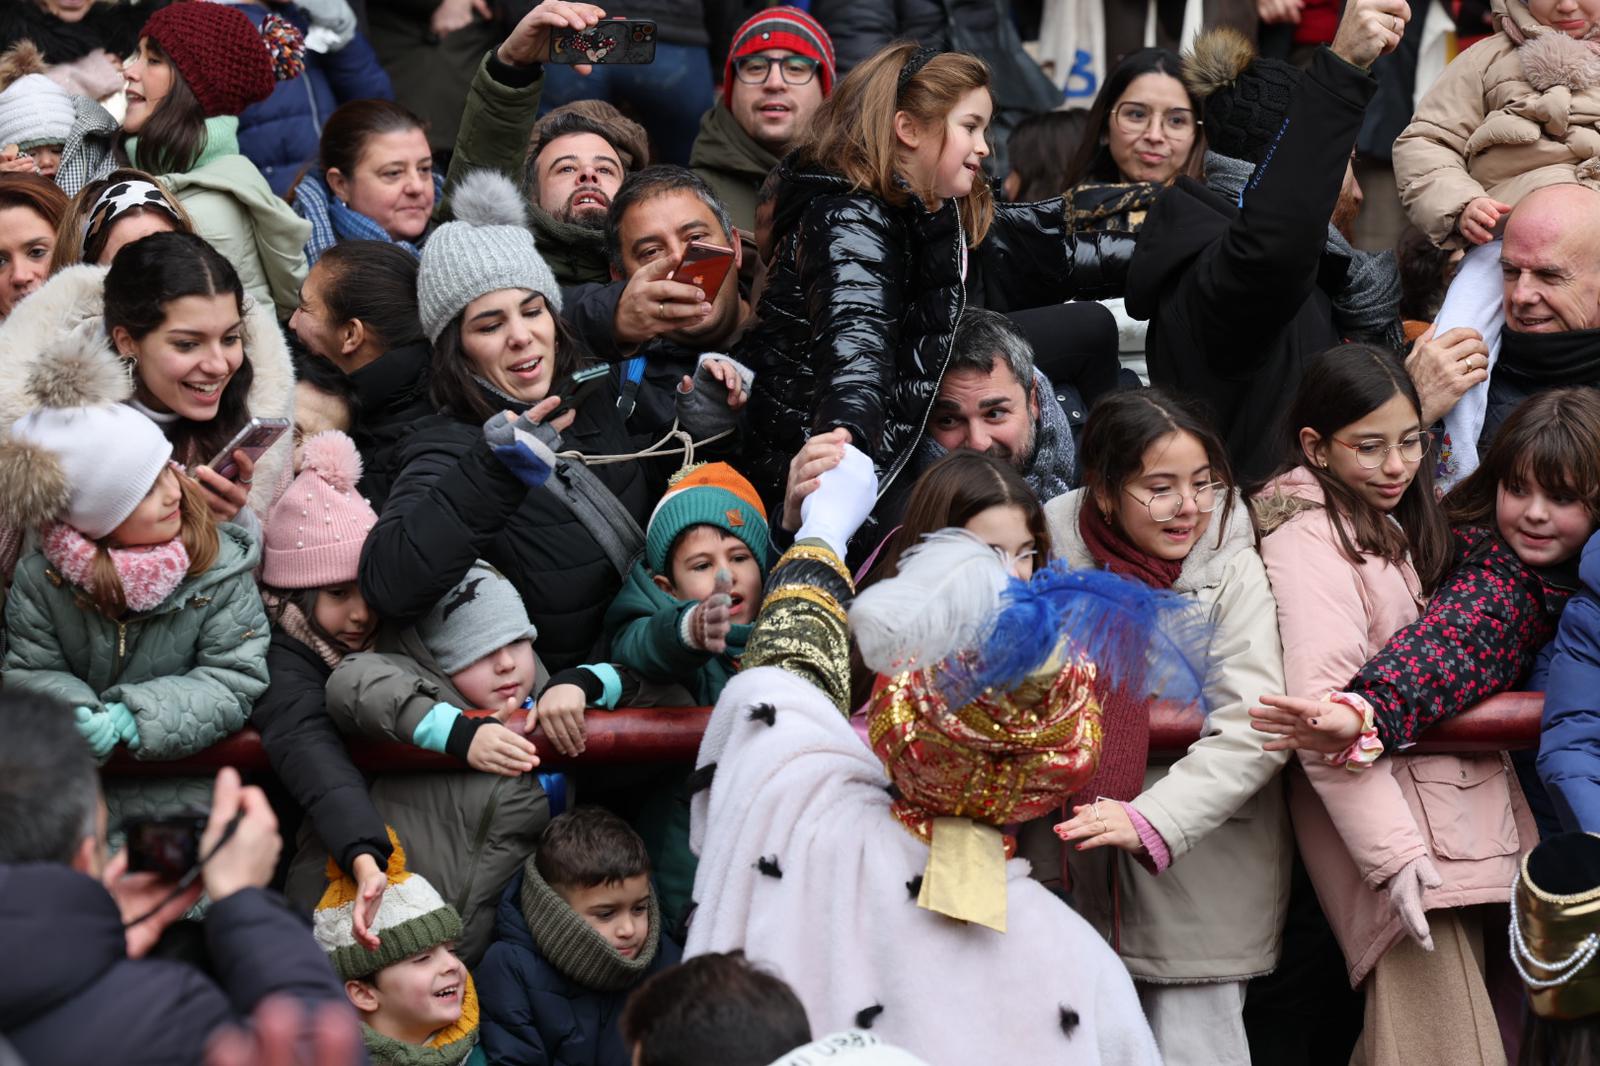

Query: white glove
[[291, 0, 358, 51], [796, 443, 877, 559], [1383, 854, 1443, 951]]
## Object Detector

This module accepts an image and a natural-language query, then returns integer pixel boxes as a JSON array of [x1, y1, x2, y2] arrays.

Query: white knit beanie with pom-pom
[[417, 168, 562, 343], [261, 430, 377, 589]]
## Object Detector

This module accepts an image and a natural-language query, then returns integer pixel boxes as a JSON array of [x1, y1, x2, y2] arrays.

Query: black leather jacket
[[735, 159, 1134, 510]]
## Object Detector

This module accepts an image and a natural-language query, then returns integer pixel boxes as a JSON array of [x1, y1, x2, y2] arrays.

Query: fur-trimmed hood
[[0, 264, 296, 520]]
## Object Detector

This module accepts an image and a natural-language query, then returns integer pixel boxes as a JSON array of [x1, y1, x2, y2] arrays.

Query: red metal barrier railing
[[102, 692, 1545, 776]]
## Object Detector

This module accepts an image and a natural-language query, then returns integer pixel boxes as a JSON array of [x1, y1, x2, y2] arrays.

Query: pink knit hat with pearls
[[262, 431, 377, 589]]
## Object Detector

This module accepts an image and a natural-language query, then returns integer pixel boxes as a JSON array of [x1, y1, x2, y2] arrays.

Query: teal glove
[[73, 706, 118, 760], [103, 702, 141, 752]]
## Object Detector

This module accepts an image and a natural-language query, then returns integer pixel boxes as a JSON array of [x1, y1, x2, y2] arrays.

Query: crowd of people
[[5, 0, 1600, 1064]]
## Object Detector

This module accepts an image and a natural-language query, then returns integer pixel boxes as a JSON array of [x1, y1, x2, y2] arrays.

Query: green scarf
[[129, 115, 240, 176], [528, 202, 611, 286], [519, 856, 662, 992], [361, 1021, 478, 1066]]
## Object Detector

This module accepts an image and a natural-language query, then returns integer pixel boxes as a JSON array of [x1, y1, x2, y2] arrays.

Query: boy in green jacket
[[599, 462, 770, 706]]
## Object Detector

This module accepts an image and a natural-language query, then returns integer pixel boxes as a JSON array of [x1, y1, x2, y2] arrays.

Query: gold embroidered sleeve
[[742, 541, 855, 713]]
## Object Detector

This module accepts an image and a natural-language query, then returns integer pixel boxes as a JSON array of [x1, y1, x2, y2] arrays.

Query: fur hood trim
[[0, 40, 47, 91], [1519, 30, 1600, 92], [0, 265, 127, 429], [0, 264, 296, 520], [1184, 27, 1257, 102]]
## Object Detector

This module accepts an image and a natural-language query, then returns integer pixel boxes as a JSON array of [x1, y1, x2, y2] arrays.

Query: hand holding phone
[[669, 240, 736, 301], [203, 417, 290, 482], [549, 363, 613, 421], [549, 17, 656, 64], [124, 811, 210, 881]]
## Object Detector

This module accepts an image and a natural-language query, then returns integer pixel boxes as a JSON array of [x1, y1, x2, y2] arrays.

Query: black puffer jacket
[[252, 630, 390, 879], [359, 379, 660, 673], [736, 159, 1133, 511]]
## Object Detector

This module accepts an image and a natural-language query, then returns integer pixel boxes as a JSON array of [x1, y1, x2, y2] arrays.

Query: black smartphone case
[[550, 20, 657, 65]]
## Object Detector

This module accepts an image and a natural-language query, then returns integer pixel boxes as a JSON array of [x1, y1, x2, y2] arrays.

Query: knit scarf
[[360, 980, 480, 1066], [1204, 151, 1403, 350], [911, 367, 1077, 503], [1076, 499, 1183, 590], [261, 591, 348, 669], [42, 522, 189, 613], [518, 858, 662, 993], [295, 170, 441, 264]]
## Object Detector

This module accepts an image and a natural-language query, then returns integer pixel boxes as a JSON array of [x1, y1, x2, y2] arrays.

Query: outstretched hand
[[1248, 694, 1365, 753], [687, 569, 736, 653], [1330, 0, 1410, 69], [497, 0, 607, 72]]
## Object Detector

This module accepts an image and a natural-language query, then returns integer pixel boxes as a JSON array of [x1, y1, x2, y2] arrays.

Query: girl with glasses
[[1252, 348, 1589, 1066], [1045, 388, 1289, 1066]]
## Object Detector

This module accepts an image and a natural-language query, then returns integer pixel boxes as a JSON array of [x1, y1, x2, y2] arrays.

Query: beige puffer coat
[[1394, 0, 1600, 246]]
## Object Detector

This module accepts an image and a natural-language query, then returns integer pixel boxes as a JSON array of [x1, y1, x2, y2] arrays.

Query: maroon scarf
[[1076, 500, 1183, 590], [1055, 500, 1180, 885]]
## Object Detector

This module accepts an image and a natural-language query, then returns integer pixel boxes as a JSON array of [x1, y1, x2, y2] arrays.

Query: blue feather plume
[[937, 561, 1212, 716]]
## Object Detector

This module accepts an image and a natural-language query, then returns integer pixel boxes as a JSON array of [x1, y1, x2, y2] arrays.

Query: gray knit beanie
[[418, 169, 563, 343], [418, 561, 539, 675]]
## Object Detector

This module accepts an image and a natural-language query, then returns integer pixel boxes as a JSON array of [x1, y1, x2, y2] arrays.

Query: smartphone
[[670, 240, 736, 300], [203, 417, 290, 481], [124, 811, 209, 881], [549, 18, 657, 65], [549, 363, 613, 421]]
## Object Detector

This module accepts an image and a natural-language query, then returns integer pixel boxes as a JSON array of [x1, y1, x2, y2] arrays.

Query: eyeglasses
[[1110, 102, 1200, 139], [732, 55, 820, 86], [1125, 481, 1226, 523], [1332, 431, 1433, 469]]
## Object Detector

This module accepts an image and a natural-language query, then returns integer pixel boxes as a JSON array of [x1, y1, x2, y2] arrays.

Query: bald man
[[1480, 184, 1600, 442]]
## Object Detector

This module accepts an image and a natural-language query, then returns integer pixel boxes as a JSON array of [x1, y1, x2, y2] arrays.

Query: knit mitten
[[103, 701, 141, 752], [484, 411, 560, 489], [1384, 854, 1443, 951], [73, 706, 119, 760], [796, 443, 877, 558], [681, 570, 734, 653], [677, 354, 755, 439]]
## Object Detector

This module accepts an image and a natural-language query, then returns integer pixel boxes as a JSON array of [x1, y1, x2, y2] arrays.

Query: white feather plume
[[448, 169, 528, 229], [850, 529, 1011, 674]]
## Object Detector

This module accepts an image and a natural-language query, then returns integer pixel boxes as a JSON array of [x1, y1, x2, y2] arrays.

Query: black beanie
[[1184, 28, 1303, 165]]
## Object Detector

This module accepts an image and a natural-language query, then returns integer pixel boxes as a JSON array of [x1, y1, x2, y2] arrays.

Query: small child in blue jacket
[[476, 807, 681, 1066]]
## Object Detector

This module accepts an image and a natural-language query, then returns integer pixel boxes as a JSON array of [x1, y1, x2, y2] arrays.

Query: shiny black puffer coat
[[735, 160, 1134, 509]]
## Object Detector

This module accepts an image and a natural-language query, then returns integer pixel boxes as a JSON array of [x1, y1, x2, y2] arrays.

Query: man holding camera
[[0, 693, 348, 1064]]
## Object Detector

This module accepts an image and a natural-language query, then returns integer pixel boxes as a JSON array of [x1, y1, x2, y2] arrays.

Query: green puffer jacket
[[3, 524, 269, 820], [284, 626, 550, 968], [602, 562, 749, 707], [689, 102, 780, 233]]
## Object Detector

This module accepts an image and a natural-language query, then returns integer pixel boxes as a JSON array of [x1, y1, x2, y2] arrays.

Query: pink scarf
[[42, 523, 190, 613]]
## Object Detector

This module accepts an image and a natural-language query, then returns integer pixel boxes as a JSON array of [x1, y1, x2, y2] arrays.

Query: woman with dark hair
[[0, 172, 66, 317], [1252, 346, 1543, 1066], [359, 171, 665, 673], [51, 166, 194, 269], [1063, 48, 1204, 234], [1045, 388, 1289, 1066], [120, 2, 311, 317], [103, 231, 297, 527], [288, 239, 432, 506], [1001, 108, 1091, 203]]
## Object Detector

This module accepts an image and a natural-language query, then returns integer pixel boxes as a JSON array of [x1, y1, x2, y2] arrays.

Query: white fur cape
[[687, 667, 1162, 1066]]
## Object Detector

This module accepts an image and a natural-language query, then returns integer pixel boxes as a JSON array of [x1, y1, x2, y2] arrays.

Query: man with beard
[[522, 102, 649, 286], [1127, 0, 1409, 482], [689, 7, 835, 232]]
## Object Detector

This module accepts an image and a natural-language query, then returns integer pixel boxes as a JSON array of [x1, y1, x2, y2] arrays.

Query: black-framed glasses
[[1333, 431, 1433, 469], [733, 54, 820, 86], [1110, 102, 1199, 139], [1125, 481, 1226, 523]]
